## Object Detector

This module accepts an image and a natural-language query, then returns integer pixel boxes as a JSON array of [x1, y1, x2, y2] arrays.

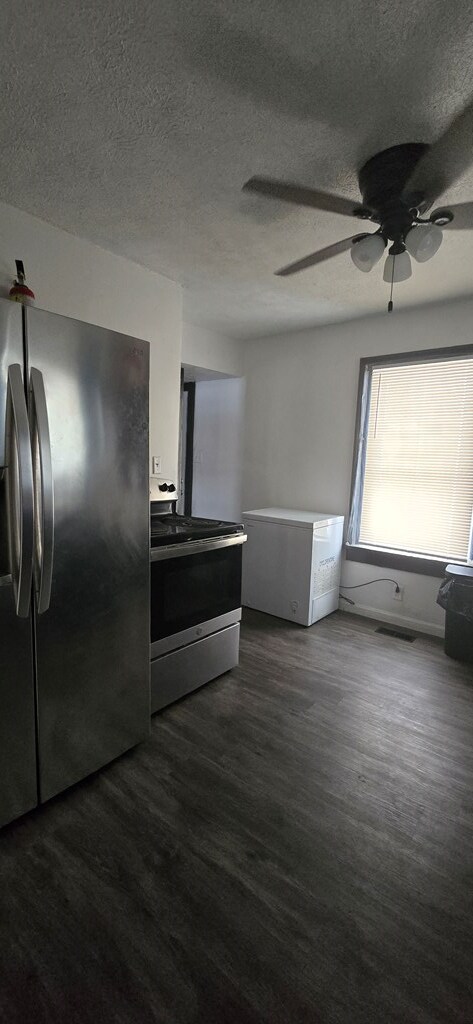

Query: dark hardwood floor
[[1, 609, 473, 1024]]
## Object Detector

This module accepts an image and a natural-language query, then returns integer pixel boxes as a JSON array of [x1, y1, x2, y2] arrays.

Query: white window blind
[[358, 355, 473, 561]]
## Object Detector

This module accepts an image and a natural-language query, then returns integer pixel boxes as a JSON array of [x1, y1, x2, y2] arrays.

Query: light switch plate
[[152, 455, 162, 475]]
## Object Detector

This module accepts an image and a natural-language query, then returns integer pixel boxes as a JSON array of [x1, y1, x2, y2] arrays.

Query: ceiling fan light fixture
[[350, 233, 385, 272], [383, 251, 412, 283], [404, 223, 443, 262]]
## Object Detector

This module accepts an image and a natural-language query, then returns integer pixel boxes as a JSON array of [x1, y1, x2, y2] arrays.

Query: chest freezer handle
[[30, 368, 54, 614], [5, 364, 34, 617]]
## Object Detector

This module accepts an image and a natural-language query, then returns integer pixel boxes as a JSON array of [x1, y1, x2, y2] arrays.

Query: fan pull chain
[[388, 254, 395, 313]]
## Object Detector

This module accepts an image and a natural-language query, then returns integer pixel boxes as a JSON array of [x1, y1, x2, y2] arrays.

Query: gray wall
[[192, 377, 245, 522]]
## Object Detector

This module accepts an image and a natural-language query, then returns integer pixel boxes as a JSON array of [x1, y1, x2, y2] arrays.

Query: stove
[[150, 476, 244, 549], [151, 513, 244, 546], [149, 477, 246, 713]]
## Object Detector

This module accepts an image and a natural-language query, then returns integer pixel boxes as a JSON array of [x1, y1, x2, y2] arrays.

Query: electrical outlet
[[152, 455, 162, 475], [393, 585, 404, 602]]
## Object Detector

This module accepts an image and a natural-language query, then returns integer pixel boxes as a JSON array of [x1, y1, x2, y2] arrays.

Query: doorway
[[179, 365, 245, 522]]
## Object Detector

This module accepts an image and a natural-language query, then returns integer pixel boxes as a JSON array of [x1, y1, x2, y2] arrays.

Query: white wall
[[182, 322, 243, 377], [192, 378, 246, 522], [0, 200, 182, 479], [242, 297, 473, 636]]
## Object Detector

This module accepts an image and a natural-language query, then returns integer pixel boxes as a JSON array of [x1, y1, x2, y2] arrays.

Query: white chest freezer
[[242, 508, 344, 626]]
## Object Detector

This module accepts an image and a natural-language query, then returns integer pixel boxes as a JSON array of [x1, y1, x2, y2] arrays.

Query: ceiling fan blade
[[275, 235, 366, 277], [404, 100, 473, 207], [432, 201, 473, 230], [243, 177, 365, 219]]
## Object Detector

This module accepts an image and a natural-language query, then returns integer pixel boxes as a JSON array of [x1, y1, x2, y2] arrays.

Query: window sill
[[345, 544, 452, 578]]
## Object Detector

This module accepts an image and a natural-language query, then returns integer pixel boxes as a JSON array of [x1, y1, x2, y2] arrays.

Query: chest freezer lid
[[242, 508, 344, 529]]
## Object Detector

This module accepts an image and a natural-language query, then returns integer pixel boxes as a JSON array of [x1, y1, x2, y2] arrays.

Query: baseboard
[[339, 600, 444, 639]]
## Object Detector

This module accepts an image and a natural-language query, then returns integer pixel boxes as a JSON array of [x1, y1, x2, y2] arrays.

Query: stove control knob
[[159, 483, 169, 492]]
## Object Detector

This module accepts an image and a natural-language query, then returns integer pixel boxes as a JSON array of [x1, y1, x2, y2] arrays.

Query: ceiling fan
[[243, 119, 473, 309]]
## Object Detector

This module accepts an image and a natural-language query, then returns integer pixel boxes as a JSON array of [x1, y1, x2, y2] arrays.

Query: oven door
[[150, 536, 244, 654]]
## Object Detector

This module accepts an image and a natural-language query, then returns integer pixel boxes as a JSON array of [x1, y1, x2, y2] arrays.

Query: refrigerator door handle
[[30, 368, 54, 614], [5, 364, 34, 618]]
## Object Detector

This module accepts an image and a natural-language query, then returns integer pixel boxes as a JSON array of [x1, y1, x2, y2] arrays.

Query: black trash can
[[437, 564, 473, 664]]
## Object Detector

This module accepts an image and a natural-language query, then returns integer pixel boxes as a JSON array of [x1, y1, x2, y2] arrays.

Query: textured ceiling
[[2, 0, 473, 337]]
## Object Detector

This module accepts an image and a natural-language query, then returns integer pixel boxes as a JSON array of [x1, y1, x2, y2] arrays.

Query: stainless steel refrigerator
[[0, 298, 150, 828]]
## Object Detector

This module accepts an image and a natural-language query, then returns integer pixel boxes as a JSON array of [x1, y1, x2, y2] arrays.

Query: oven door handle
[[150, 533, 247, 562]]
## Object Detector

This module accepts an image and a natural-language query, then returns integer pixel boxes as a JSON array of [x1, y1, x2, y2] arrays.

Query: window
[[348, 347, 473, 569]]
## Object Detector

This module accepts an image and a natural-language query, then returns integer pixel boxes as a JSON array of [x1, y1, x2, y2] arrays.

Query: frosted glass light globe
[[350, 234, 386, 272], [405, 224, 443, 263]]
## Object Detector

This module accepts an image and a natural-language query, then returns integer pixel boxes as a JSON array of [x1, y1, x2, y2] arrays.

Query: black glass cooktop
[[150, 513, 244, 547]]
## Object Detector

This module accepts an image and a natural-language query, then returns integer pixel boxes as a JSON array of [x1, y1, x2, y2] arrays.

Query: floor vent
[[375, 626, 416, 643]]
